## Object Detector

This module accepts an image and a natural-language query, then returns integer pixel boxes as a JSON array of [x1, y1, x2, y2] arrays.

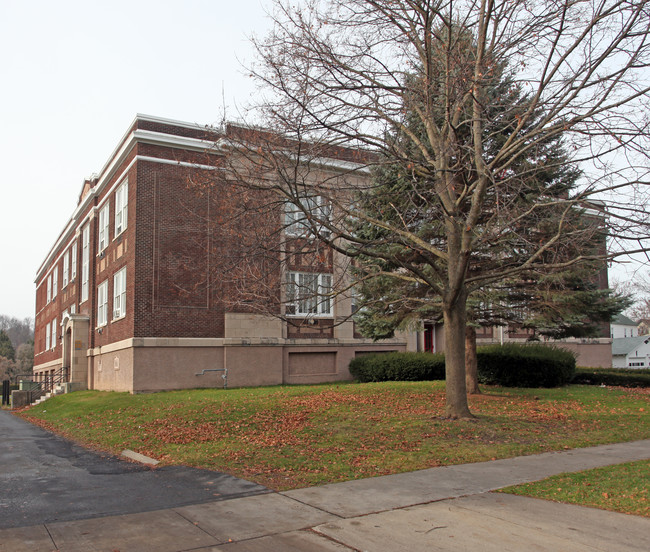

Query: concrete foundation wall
[[81, 337, 407, 393], [550, 341, 612, 368], [91, 347, 135, 392], [224, 346, 284, 388], [132, 346, 225, 393]]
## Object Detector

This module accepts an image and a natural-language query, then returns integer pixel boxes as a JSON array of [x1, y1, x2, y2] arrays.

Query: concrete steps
[[32, 384, 65, 406]]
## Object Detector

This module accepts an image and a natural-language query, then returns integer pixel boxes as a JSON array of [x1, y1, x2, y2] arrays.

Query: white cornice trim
[[135, 113, 218, 132], [136, 155, 223, 172], [133, 129, 223, 154], [310, 155, 370, 174], [35, 116, 367, 281], [35, 125, 224, 281]]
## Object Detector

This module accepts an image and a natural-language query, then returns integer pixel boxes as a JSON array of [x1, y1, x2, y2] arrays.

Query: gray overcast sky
[[0, 0, 272, 319], [0, 0, 644, 321]]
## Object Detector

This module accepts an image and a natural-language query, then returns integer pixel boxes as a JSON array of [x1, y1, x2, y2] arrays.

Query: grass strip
[[499, 460, 650, 517]]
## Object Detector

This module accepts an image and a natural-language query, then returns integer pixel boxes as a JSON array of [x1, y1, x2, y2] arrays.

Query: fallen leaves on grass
[[16, 383, 650, 491]]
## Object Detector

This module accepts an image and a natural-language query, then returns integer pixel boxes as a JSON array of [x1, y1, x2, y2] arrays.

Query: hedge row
[[350, 347, 650, 388], [349, 351, 445, 382], [349, 344, 576, 387], [476, 343, 576, 388], [572, 367, 650, 388]]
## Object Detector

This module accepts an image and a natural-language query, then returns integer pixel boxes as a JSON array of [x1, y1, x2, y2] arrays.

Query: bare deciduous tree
[[616, 271, 650, 322], [222, 0, 650, 418], [0, 315, 34, 350]]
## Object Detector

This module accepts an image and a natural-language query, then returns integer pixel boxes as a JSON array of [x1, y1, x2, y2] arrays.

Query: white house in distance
[[610, 314, 639, 339], [612, 335, 650, 368]]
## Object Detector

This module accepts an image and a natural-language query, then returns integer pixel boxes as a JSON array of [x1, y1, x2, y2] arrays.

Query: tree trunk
[[465, 326, 481, 394], [443, 293, 474, 419]]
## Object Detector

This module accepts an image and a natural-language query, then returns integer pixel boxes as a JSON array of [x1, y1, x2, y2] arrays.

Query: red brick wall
[[134, 159, 226, 338], [90, 164, 137, 349], [35, 116, 355, 372]]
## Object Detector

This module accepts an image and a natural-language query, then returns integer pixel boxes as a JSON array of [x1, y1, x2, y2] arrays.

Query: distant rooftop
[[611, 313, 638, 326], [612, 335, 650, 356]]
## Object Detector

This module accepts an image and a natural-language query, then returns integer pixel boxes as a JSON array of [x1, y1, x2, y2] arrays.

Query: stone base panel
[[551, 340, 612, 368], [84, 337, 407, 393], [33, 358, 63, 375]]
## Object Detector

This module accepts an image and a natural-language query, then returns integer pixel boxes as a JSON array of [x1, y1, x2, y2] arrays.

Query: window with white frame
[[71, 241, 78, 280], [284, 196, 331, 236], [51, 318, 56, 349], [286, 272, 332, 316], [351, 286, 361, 315], [98, 203, 110, 251], [70, 304, 76, 315], [114, 179, 128, 237], [81, 225, 89, 302], [46, 274, 52, 303], [62, 250, 70, 287], [52, 266, 58, 299], [97, 280, 108, 327], [113, 267, 126, 319], [45, 323, 50, 351]]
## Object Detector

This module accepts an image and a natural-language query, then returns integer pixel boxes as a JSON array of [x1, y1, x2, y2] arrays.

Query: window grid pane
[[287, 272, 333, 316], [284, 196, 330, 236], [97, 281, 108, 327], [115, 180, 128, 236], [113, 268, 126, 319], [63, 251, 69, 287], [82, 226, 89, 302], [99, 204, 109, 251], [71, 242, 77, 279]]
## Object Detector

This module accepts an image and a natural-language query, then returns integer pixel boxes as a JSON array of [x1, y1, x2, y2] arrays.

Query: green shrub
[[349, 352, 446, 383], [572, 367, 650, 388], [477, 343, 576, 388]]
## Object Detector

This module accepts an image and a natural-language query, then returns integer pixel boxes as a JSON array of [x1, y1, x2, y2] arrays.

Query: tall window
[[114, 179, 128, 237], [113, 267, 126, 319], [98, 203, 110, 251], [71, 241, 78, 280], [52, 266, 58, 299], [51, 318, 56, 349], [97, 280, 108, 327], [45, 323, 50, 351], [62, 250, 70, 287], [286, 272, 332, 316], [81, 225, 89, 302], [284, 196, 331, 236], [46, 274, 52, 303]]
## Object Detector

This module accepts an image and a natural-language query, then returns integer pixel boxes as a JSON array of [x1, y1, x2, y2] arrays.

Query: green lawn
[[17, 382, 650, 491], [500, 460, 650, 517]]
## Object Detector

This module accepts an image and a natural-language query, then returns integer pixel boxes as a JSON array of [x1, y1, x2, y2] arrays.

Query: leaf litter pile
[[20, 382, 650, 490]]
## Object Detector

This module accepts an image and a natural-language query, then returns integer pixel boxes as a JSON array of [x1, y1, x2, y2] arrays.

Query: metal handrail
[[13, 366, 69, 402]]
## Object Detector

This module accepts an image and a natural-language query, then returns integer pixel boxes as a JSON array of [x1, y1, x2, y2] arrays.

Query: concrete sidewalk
[[1, 440, 649, 551]]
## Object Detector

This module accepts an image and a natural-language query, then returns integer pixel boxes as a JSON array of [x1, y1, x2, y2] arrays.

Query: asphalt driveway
[[0, 409, 268, 529]]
